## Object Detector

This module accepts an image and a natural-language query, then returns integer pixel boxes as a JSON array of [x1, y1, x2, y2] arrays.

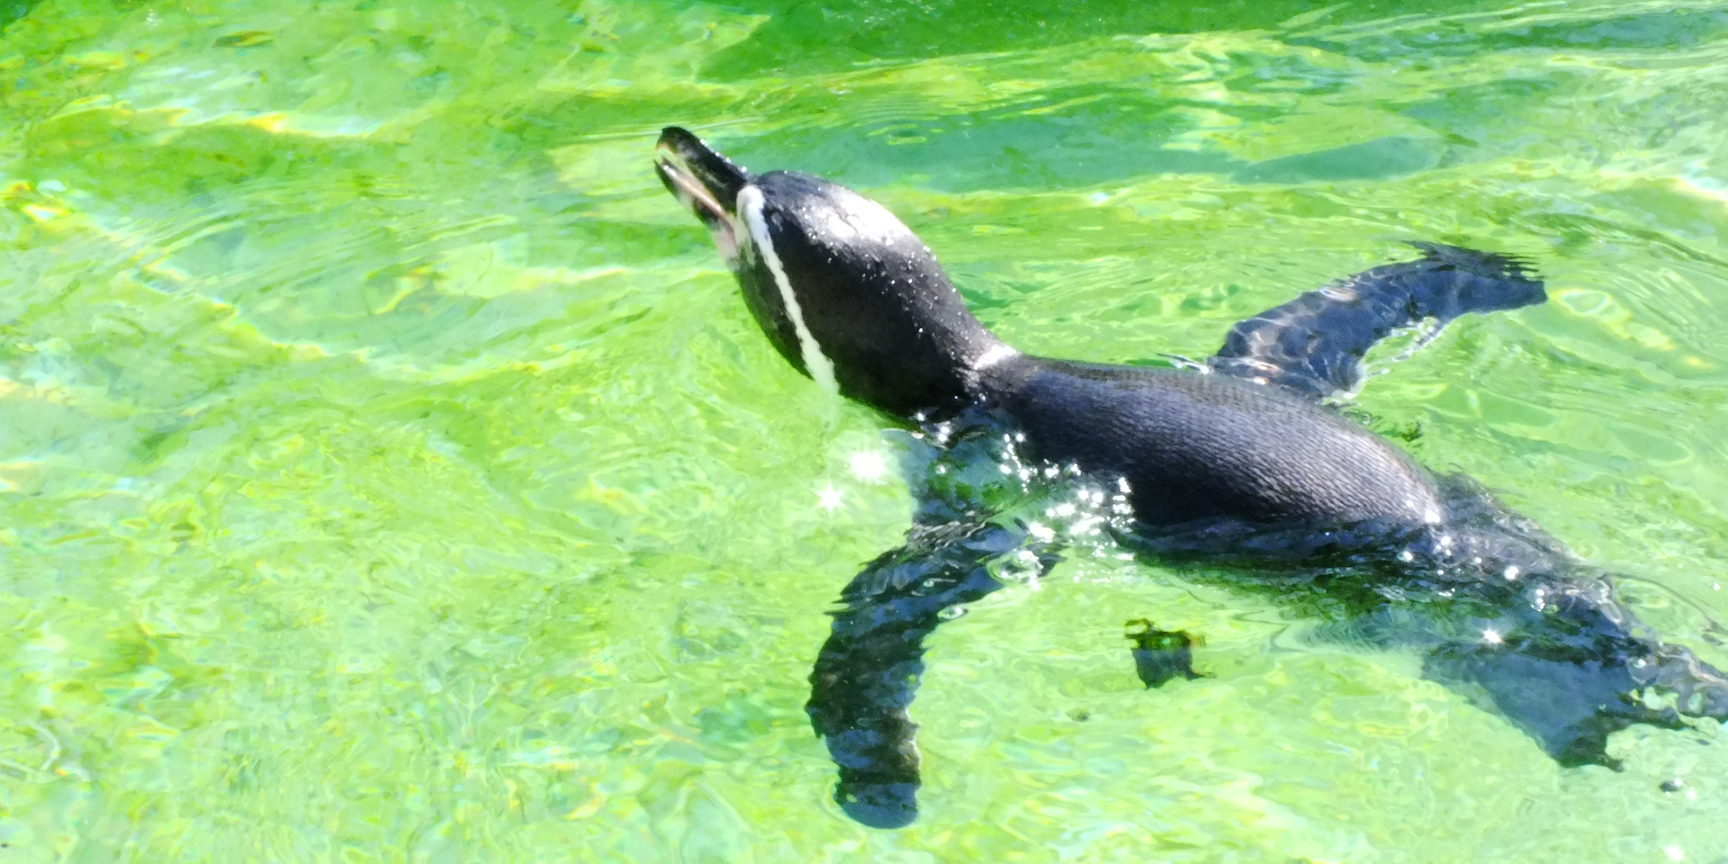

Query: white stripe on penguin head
[[738, 185, 840, 395]]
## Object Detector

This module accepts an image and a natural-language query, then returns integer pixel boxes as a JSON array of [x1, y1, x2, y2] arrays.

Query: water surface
[[3, 0, 1727, 860]]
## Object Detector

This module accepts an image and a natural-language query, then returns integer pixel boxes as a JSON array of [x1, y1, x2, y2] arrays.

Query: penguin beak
[[656, 126, 752, 260]]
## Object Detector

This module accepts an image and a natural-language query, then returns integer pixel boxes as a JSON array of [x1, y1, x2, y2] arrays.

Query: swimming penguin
[[654, 126, 1728, 828]]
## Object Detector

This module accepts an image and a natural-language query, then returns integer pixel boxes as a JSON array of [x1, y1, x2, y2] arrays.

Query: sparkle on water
[[846, 449, 890, 483], [3, 0, 1728, 861]]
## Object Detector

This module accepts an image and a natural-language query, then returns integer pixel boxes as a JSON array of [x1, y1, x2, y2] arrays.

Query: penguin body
[[655, 127, 1484, 528], [983, 355, 1441, 525]]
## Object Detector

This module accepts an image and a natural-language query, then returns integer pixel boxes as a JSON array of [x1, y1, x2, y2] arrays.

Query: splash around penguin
[[654, 126, 1728, 829]]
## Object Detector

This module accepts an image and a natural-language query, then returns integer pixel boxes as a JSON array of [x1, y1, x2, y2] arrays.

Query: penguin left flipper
[[1207, 242, 1546, 400], [806, 518, 1059, 829]]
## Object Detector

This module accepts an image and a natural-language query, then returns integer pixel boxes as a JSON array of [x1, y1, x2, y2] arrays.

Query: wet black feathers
[[1208, 242, 1547, 399]]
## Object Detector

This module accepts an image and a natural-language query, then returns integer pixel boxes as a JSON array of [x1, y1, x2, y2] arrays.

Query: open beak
[[656, 127, 752, 260]]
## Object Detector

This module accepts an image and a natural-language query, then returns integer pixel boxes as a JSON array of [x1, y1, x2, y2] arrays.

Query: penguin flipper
[[1207, 242, 1546, 400], [806, 519, 1058, 829]]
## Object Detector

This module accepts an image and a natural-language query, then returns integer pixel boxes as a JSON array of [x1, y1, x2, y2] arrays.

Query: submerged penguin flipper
[[1208, 243, 1546, 400], [806, 518, 1059, 829]]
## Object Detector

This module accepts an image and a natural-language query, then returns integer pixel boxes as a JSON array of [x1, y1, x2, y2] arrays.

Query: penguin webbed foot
[[1643, 642, 1728, 723], [1417, 578, 1728, 768], [1422, 639, 1695, 770]]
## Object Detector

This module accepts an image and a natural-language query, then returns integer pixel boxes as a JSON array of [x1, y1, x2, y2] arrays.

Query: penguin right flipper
[[1207, 243, 1546, 400], [805, 518, 1059, 829]]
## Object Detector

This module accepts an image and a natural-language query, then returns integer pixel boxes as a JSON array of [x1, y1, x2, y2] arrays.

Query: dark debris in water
[[1124, 618, 1204, 688], [213, 30, 274, 48]]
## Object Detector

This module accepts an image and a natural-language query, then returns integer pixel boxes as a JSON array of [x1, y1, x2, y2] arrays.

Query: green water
[[3, 0, 1728, 860]]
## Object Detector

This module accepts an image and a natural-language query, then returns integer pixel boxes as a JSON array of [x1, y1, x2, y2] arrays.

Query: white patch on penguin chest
[[738, 185, 840, 395]]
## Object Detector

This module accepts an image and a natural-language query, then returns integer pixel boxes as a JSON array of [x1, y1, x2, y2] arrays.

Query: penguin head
[[656, 127, 1010, 418]]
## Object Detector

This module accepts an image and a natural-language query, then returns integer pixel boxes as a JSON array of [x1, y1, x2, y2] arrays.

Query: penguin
[[654, 126, 1538, 527], [653, 126, 1728, 829]]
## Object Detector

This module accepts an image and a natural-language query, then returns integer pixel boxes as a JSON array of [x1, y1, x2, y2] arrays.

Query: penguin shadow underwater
[[652, 126, 1728, 829]]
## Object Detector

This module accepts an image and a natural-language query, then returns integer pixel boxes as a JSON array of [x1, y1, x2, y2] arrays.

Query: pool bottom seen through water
[[2, 0, 1727, 860]]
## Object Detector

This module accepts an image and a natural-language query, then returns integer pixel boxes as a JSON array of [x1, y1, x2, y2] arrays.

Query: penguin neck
[[811, 294, 1019, 421], [725, 170, 1021, 419]]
